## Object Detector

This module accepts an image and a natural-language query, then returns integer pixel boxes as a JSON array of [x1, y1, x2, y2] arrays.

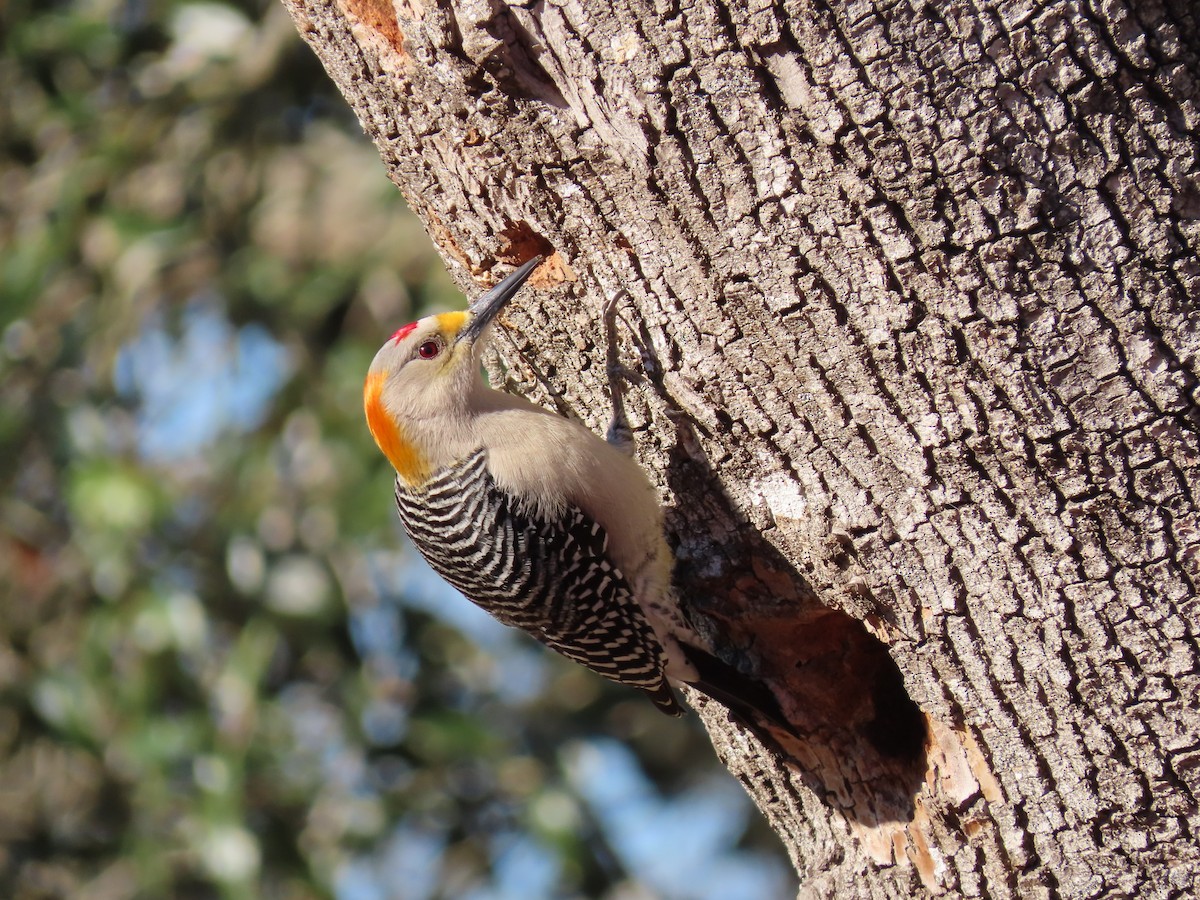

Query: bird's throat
[[363, 371, 430, 485]]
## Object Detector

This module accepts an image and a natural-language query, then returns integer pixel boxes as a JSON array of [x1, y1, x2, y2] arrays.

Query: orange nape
[[363, 370, 429, 485]]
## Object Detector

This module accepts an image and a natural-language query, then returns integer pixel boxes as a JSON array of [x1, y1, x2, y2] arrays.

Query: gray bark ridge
[[283, 0, 1200, 896]]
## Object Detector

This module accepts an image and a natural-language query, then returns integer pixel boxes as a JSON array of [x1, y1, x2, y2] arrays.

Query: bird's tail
[[680, 643, 790, 734]]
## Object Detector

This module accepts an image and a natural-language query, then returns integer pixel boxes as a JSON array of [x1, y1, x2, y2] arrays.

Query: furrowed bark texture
[[281, 0, 1200, 895]]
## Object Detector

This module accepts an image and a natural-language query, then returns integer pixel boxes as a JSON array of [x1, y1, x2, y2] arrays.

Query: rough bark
[[280, 0, 1200, 895]]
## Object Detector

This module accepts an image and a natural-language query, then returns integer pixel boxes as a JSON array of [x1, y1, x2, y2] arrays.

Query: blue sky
[[114, 300, 291, 461]]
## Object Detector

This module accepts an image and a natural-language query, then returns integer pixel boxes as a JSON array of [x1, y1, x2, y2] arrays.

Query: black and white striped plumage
[[394, 448, 681, 715]]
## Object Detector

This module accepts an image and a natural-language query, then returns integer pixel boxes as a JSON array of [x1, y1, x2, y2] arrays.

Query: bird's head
[[364, 256, 542, 485]]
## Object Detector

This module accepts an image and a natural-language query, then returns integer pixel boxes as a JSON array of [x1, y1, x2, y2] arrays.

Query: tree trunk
[[280, 0, 1200, 895]]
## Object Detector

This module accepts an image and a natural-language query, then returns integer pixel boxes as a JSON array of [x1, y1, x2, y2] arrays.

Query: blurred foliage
[[0, 1, 790, 898]]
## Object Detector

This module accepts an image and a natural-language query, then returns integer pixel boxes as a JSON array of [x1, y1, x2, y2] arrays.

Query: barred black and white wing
[[394, 449, 681, 715]]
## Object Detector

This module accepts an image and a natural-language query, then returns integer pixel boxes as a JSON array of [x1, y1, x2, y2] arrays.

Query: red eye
[[417, 340, 441, 359]]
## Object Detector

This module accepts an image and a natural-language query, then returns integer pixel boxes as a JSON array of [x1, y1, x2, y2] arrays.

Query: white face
[[367, 310, 471, 381], [362, 257, 542, 482], [363, 310, 482, 482], [367, 255, 543, 391]]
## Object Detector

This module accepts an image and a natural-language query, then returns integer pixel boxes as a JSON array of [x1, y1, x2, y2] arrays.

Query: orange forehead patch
[[435, 310, 469, 336], [389, 312, 467, 347], [363, 371, 429, 485]]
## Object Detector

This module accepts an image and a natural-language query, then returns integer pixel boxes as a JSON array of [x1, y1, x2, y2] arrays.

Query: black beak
[[457, 256, 543, 346]]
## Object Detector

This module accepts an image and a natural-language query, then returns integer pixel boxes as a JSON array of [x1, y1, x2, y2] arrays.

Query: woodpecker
[[364, 256, 702, 714]]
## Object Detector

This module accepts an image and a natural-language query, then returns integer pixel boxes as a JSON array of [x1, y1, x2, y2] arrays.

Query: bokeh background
[[0, 1, 792, 897]]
